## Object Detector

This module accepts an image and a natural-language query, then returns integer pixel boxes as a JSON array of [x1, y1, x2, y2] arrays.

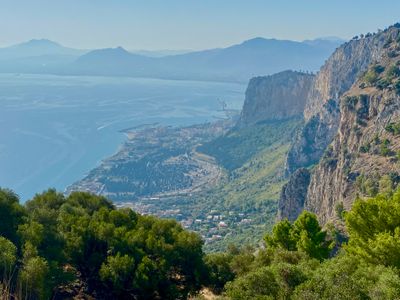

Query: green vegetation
[[343, 95, 359, 110], [194, 118, 302, 251], [386, 121, 400, 135], [3, 184, 400, 298], [264, 211, 333, 260], [0, 189, 206, 299], [209, 188, 400, 299], [363, 68, 379, 85], [386, 64, 400, 81], [380, 138, 392, 156], [361, 60, 400, 93], [198, 117, 301, 171]]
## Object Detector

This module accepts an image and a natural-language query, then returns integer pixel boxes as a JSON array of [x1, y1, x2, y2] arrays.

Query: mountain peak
[[20, 39, 62, 48], [241, 37, 272, 45], [87, 46, 131, 56]]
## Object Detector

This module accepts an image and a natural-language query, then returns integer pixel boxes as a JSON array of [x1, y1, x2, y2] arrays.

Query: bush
[[380, 139, 392, 156], [386, 122, 400, 135], [359, 143, 371, 153], [387, 65, 400, 80], [343, 96, 358, 110], [204, 253, 235, 293], [363, 69, 379, 85], [293, 255, 400, 300]]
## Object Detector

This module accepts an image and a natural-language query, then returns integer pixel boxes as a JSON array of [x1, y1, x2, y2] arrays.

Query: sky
[[2, 0, 400, 50]]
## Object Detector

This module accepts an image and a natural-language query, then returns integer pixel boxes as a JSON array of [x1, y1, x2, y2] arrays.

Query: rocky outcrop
[[279, 24, 400, 223], [306, 53, 400, 223], [238, 70, 314, 126], [286, 29, 393, 173], [277, 168, 310, 221]]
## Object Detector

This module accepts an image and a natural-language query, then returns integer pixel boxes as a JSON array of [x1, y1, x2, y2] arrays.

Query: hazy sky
[[2, 0, 400, 50]]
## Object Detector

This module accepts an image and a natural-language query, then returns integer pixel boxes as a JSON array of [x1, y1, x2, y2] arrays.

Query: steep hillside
[[279, 24, 400, 224], [286, 28, 397, 173], [192, 117, 302, 251], [306, 37, 400, 223], [238, 70, 314, 126]]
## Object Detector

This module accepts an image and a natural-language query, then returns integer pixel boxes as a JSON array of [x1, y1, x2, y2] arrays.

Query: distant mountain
[[0, 37, 344, 82], [71, 47, 154, 76], [70, 37, 343, 82], [0, 39, 86, 60], [130, 49, 192, 57], [0, 39, 87, 74]]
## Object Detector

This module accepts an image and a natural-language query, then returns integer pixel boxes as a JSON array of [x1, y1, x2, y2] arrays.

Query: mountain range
[[0, 37, 344, 82]]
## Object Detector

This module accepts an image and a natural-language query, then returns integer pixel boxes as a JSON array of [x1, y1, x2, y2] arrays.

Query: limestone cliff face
[[279, 24, 400, 223], [307, 61, 400, 223], [238, 70, 314, 126], [287, 29, 394, 173], [278, 168, 310, 222]]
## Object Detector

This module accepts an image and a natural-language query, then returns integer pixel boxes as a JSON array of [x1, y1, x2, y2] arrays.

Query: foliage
[[385, 121, 400, 135], [0, 237, 17, 278], [204, 253, 235, 293], [386, 64, 400, 81], [345, 188, 400, 268], [264, 211, 333, 260], [0, 189, 25, 245], [0, 189, 206, 299], [223, 247, 318, 300], [293, 254, 400, 300], [363, 69, 379, 85], [5, 184, 400, 298]]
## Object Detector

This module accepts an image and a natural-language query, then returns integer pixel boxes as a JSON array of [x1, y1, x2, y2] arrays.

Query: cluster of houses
[[117, 200, 253, 245]]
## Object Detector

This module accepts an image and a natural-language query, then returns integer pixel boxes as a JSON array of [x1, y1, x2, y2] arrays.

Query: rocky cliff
[[238, 70, 314, 126], [306, 33, 400, 223], [286, 29, 393, 173], [277, 168, 310, 222], [279, 24, 400, 224]]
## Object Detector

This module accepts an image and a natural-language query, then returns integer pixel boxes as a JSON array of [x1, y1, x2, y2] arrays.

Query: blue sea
[[0, 74, 245, 200]]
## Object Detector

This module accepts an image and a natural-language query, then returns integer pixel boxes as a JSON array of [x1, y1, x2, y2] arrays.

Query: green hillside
[[193, 117, 303, 251]]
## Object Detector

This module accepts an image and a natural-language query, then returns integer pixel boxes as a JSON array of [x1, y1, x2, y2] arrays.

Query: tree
[[225, 266, 279, 300], [19, 256, 50, 300], [0, 237, 17, 288], [293, 254, 400, 299], [264, 212, 332, 260], [0, 188, 25, 245], [292, 212, 333, 260], [204, 253, 235, 293], [345, 188, 400, 268], [264, 219, 296, 251], [100, 253, 135, 294]]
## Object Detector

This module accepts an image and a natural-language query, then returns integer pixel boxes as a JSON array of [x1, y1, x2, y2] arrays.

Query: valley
[[68, 70, 308, 251]]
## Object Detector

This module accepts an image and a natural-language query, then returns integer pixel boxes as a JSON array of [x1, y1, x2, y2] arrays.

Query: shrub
[[380, 139, 392, 156], [359, 143, 370, 153], [343, 96, 358, 110], [385, 122, 400, 135], [387, 65, 400, 80], [363, 69, 379, 85]]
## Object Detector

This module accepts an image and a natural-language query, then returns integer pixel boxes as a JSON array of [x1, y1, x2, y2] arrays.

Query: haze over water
[[0, 74, 245, 200]]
